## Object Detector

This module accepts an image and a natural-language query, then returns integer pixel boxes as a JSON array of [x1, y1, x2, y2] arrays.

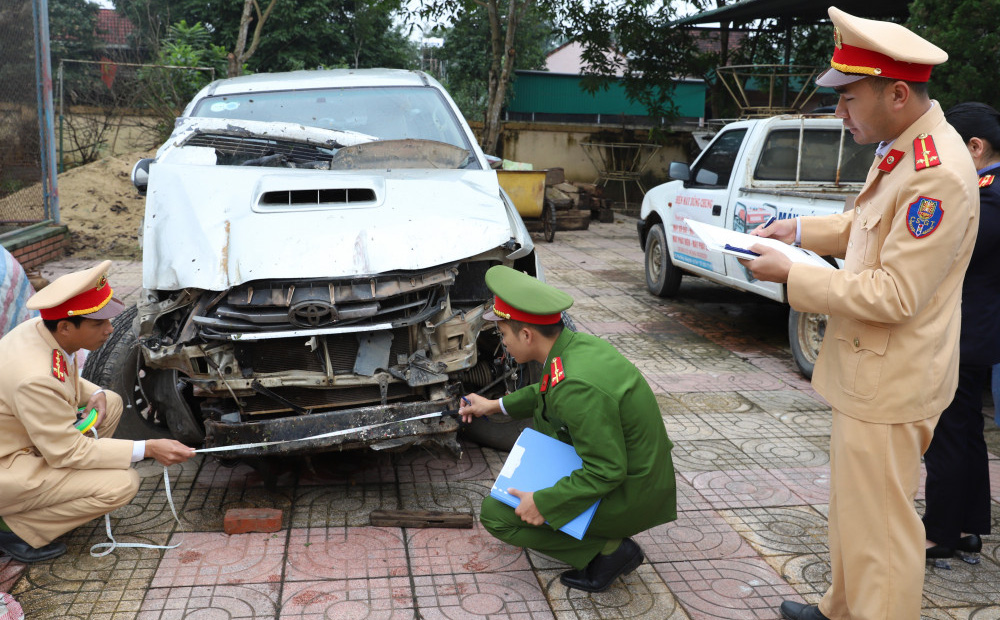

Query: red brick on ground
[[223, 508, 283, 534]]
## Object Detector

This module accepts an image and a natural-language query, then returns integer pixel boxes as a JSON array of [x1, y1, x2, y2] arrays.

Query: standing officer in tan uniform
[[0, 261, 195, 563], [742, 7, 979, 620]]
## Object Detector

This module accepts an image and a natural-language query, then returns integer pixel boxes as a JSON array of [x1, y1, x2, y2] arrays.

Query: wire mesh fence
[[0, 0, 45, 233]]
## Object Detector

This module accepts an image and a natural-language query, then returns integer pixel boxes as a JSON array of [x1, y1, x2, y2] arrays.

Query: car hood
[[142, 163, 525, 291]]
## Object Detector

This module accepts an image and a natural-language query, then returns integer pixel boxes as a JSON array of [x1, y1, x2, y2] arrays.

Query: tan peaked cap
[[816, 6, 948, 87], [27, 260, 125, 321]]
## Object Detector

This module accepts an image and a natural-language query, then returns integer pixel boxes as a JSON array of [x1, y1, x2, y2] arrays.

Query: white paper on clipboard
[[684, 219, 834, 269]]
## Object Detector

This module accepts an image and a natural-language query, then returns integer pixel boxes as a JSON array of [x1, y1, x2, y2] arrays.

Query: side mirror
[[668, 161, 690, 181], [485, 154, 503, 170], [131, 158, 153, 194]]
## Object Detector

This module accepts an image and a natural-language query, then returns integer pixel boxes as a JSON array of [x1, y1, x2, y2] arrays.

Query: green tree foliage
[[115, 0, 417, 73], [907, 0, 1000, 110], [49, 0, 100, 62], [436, 1, 555, 123], [139, 20, 228, 143]]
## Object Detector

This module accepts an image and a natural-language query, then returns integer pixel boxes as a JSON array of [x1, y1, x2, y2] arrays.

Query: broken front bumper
[[202, 398, 461, 458]]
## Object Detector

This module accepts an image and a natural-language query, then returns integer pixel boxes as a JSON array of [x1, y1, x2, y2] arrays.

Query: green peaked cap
[[484, 265, 573, 322]]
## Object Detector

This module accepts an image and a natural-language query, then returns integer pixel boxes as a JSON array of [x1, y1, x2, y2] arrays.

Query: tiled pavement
[[5, 216, 1000, 619]]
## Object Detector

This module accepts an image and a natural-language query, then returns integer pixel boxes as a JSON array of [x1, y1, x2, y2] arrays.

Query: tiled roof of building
[[96, 9, 134, 47]]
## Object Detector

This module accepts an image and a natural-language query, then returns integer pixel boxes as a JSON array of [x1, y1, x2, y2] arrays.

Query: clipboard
[[490, 428, 600, 540], [684, 218, 834, 269]]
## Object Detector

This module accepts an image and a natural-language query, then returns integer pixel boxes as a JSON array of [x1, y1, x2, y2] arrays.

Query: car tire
[[788, 308, 827, 379], [645, 223, 682, 297], [82, 305, 205, 444]]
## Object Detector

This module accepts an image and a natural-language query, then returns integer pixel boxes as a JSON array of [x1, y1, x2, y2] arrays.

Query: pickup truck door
[[668, 127, 749, 276]]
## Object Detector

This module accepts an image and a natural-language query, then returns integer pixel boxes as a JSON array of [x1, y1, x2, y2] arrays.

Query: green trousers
[[480, 496, 610, 569]]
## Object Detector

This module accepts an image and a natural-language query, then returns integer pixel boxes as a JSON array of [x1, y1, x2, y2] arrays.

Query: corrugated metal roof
[[673, 0, 911, 26]]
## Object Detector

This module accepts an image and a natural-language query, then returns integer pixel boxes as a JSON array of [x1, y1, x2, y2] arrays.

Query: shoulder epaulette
[[549, 357, 566, 388], [52, 350, 68, 382], [980, 174, 995, 188], [913, 134, 941, 171]]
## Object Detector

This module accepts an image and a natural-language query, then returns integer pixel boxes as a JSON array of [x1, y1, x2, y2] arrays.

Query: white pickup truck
[[636, 115, 876, 377]]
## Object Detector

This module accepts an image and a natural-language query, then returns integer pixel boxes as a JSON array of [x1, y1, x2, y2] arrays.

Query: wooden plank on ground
[[369, 509, 474, 529]]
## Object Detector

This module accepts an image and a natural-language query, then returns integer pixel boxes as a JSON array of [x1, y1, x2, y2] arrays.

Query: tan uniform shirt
[[0, 318, 133, 500], [788, 102, 980, 423]]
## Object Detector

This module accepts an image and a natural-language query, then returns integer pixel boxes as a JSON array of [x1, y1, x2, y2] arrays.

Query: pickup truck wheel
[[788, 309, 827, 379], [542, 202, 556, 242], [645, 223, 681, 297], [82, 306, 204, 444]]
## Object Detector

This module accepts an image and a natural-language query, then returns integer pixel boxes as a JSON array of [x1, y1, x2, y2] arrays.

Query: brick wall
[[1, 224, 69, 271]]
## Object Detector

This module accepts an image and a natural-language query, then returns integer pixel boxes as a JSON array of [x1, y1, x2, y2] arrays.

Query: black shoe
[[0, 531, 67, 563], [779, 601, 830, 620], [925, 543, 955, 559], [957, 534, 983, 554], [559, 538, 644, 593]]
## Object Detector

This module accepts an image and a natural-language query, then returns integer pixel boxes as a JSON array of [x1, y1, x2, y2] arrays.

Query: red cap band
[[491, 296, 562, 325], [831, 43, 934, 82], [39, 284, 114, 320]]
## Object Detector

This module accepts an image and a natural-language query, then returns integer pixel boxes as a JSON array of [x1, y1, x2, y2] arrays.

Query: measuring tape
[[88, 410, 456, 557]]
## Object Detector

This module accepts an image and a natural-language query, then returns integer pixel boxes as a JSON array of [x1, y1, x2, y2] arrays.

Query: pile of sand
[[55, 151, 154, 260]]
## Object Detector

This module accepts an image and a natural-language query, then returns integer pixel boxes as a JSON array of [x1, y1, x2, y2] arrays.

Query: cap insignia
[[52, 350, 68, 383], [96, 274, 107, 289], [980, 174, 995, 188], [549, 357, 566, 388], [877, 149, 906, 173], [913, 135, 941, 171], [906, 197, 944, 239], [833, 27, 843, 49], [539, 374, 550, 393]]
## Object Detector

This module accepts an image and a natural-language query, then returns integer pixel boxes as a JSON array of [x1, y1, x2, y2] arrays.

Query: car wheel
[[543, 202, 556, 242], [645, 223, 681, 297], [82, 305, 205, 444], [788, 308, 827, 379]]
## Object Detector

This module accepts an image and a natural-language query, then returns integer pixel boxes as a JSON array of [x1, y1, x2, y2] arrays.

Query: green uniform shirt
[[502, 329, 676, 538]]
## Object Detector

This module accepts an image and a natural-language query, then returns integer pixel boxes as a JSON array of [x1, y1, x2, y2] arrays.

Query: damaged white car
[[83, 69, 547, 458]]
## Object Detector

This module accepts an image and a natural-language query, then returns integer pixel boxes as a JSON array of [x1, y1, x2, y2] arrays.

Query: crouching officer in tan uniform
[[0, 261, 196, 563], [459, 266, 676, 593], [743, 7, 980, 620]]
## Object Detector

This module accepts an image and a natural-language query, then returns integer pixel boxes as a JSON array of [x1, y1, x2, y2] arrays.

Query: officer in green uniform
[[459, 266, 676, 593]]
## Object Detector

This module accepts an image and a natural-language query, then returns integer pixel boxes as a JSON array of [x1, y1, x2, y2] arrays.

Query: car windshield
[[190, 86, 472, 152]]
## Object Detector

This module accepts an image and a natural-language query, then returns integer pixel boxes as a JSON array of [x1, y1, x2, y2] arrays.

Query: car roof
[[196, 68, 433, 99]]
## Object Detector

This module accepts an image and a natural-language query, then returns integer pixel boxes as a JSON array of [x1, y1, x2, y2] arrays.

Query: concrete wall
[[494, 122, 697, 212]]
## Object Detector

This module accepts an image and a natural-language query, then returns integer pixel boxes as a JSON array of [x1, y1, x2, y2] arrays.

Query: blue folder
[[490, 427, 600, 540]]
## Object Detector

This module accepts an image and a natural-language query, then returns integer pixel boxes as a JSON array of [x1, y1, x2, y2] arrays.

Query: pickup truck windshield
[[755, 128, 876, 184], [190, 86, 472, 152]]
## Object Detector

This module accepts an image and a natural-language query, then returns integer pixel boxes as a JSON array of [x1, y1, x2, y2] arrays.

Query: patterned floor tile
[[923, 554, 1000, 607], [720, 507, 828, 557], [635, 510, 759, 562], [769, 410, 832, 438], [645, 372, 788, 394], [738, 390, 830, 415], [151, 531, 287, 588], [180, 483, 294, 532], [280, 577, 414, 618], [767, 467, 831, 506], [663, 413, 726, 442], [413, 570, 553, 619], [406, 523, 531, 576], [289, 483, 400, 528], [672, 393, 758, 416], [653, 557, 800, 619], [761, 554, 830, 598], [0, 559, 24, 593], [398, 480, 494, 517], [699, 412, 799, 440], [682, 469, 801, 510], [138, 583, 280, 619], [732, 437, 830, 469], [670, 440, 756, 473], [284, 527, 407, 582], [538, 564, 687, 619], [394, 443, 497, 483]]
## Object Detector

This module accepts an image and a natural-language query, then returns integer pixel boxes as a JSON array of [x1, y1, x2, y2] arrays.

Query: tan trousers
[[3, 392, 140, 547], [819, 409, 938, 620]]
